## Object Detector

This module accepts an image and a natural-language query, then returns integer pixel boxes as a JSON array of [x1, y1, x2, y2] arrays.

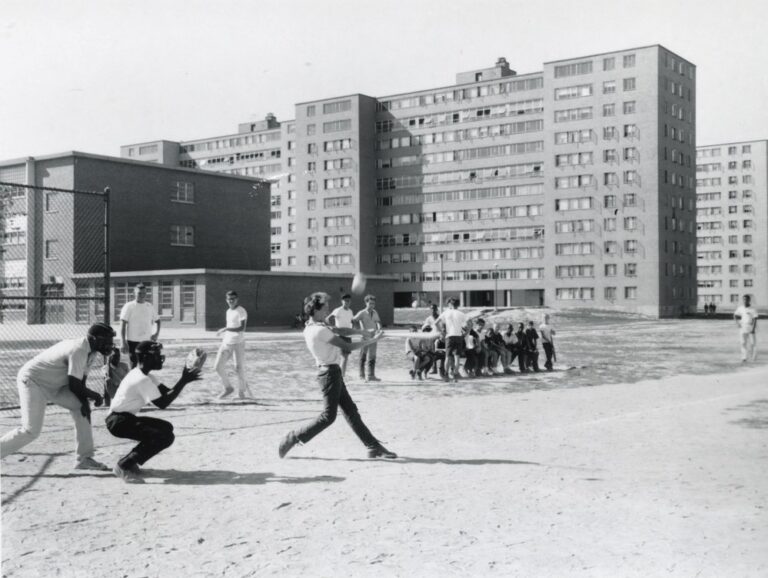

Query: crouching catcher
[[105, 341, 201, 483]]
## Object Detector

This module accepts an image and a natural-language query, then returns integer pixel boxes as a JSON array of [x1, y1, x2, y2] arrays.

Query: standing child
[[539, 314, 556, 371], [327, 293, 355, 376], [214, 291, 251, 399], [354, 294, 382, 382]]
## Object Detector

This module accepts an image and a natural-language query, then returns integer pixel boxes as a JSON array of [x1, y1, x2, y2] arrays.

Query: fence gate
[[0, 181, 110, 409]]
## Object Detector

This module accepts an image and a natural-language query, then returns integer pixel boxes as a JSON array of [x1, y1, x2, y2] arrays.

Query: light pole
[[439, 253, 444, 312], [493, 263, 499, 311]]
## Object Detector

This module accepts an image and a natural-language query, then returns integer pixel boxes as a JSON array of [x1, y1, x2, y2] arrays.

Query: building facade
[[696, 140, 768, 312], [122, 44, 697, 317], [0, 152, 270, 326]]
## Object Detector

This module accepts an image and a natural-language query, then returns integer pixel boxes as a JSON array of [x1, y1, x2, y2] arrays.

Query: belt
[[317, 363, 340, 368]]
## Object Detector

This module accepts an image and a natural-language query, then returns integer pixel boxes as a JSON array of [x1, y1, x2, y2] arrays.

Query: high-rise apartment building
[[123, 44, 697, 317], [696, 140, 768, 311]]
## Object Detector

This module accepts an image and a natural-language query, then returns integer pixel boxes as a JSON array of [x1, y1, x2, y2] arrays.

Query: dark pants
[[294, 365, 378, 449], [543, 342, 555, 370], [127, 341, 140, 368], [509, 346, 526, 372], [105, 412, 175, 468]]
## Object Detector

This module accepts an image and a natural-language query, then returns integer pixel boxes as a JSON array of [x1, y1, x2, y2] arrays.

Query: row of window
[[376, 120, 543, 149], [697, 144, 753, 158], [377, 204, 543, 226], [376, 183, 544, 207], [376, 76, 544, 112], [376, 162, 543, 191], [555, 124, 639, 144], [698, 264, 755, 275], [180, 132, 280, 153], [697, 249, 756, 260], [698, 280, 756, 289], [376, 226, 544, 247], [699, 294, 754, 305], [697, 175, 754, 186], [306, 100, 352, 117], [112, 280, 196, 322]]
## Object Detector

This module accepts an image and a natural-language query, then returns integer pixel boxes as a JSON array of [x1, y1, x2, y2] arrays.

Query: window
[[307, 199, 316, 210], [180, 280, 195, 323], [745, 279, 754, 288], [172, 181, 194, 203], [603, 80, 616, 94], [603, 126, 617, 140], [603, 57, 615, 71], [554, 84, 593, 100], [323, 119, 352, 133], [625, 286, 637, 299], [605, 287, 617, 300], [554, 107, 592, 123], [604, 217, 616, 231], [45, 239, 58, 259], [158, 281, 173, 318], [44, 192, 59, 212], [623, 54, 636, 68], [623, 124, 638, 138], [554, 61, 593, 78], [623, 78, 636, 91], [306, 124, 316, 136], [602, 103, 615, 117], [170, 225, 194, 246], [625, 263, 637, 276], [307, 143, 317, 154], [308, 256, 317, 266], [624, 216, 637, 230], [605, 264, 617, 276], [323, 100, 352, 114], [306, 105, 316, 117], [270, 243, 281, 255], [623, 101, 636, 114], [307, 218, 317, 230], [624, 240, 638, 254], [742, 145, 751, 153], [604, 195, 617, 208]]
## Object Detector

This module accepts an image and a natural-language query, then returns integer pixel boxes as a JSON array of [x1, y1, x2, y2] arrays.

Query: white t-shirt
[[734, 305, 759, 334], [329, 306, 354, 329], [110, 368, 162, 415], [436, 309, 468, 337], [222, 306, 248, 345], [539, 323, 554, 343], [120, 300, 158, 342], [19, 337, 92, 391], [304, 321, 342, 366]]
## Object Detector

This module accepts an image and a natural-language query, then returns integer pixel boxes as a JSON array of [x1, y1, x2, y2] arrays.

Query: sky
[[1, 0, 767, 160]]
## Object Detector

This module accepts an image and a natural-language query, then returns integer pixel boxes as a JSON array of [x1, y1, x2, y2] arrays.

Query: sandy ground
[[1, 317, 767, 577]]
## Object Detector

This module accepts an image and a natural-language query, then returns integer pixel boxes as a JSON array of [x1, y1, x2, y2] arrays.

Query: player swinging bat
[[105, 341, 203, 483]]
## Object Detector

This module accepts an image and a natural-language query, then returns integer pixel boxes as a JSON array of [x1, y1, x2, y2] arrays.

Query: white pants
[[214, 341, 248, 392], [739, 331, 757, 361], [1, 375, 95, 460]]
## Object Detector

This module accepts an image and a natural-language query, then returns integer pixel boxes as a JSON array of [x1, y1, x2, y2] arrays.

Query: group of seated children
[[405, 306, 556, 381]]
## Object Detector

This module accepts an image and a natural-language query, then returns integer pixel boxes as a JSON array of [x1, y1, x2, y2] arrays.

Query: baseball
[[185, 347, 208, 372], [351, 272, 367, 295]]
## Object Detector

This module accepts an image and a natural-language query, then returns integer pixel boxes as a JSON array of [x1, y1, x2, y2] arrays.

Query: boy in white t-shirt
[[435, 297, 469, 382], [326, 293, 356, 376], [106, 341, 201, 483], [277, 292, 396, 460], [734, 294, 759, 362], [119, 282, 160, 368], [214, 291, 252, 399]]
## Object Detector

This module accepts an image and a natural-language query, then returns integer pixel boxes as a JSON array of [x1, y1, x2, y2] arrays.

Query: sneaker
[[218, 387, 234, 399], [409, 370, 416, 380], [367, 444, 398, 459], [279, 432, 299, 459], [366, 376, 382, 382], [74, 457, 110, 471], [113, 463, 145, 484], [416, 371, 423, 380]]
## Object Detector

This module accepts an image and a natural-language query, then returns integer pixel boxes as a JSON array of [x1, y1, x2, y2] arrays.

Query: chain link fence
[[0, 181, 109, 410]]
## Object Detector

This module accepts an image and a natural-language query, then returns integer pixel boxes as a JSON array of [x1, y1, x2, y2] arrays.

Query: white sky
[[1, 0, 767, 160]]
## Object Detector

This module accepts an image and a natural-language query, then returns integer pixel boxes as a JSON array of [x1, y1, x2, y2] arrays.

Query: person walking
[[539, 314, 556, 371], [278, 292, 396, 459], [734, 295, 759, 362], [353, 294, 382, 382], [214, 290, 251, 399], [0, 323, 114, 471], [106, 341, 201, 483], [119, 283, 160, 368]]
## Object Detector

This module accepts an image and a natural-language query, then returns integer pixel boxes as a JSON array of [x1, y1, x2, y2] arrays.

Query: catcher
[[106, 341, 202, 483]]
